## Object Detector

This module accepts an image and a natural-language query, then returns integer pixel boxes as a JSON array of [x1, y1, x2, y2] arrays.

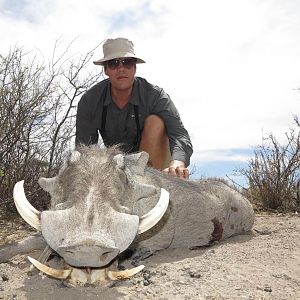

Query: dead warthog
[[0, 146, 254, 285]]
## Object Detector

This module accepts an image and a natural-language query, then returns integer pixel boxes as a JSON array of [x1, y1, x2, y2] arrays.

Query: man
[[75, 37, 193, 179]]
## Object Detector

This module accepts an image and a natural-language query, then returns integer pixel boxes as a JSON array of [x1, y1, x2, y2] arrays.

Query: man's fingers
[[183, 168, 189, 179], [168, 167, 177, 177], [163, 166, 177, 176], [163, 166, 189, 180], [176, 167, 184, 178], [176, 167, 189, 179], [162, 168, 169, 175]]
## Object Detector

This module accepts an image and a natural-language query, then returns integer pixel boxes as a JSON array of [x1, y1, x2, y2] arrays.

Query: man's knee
[[140, 115, 170, 170], [143, 114, 165, 133], [144, 114, 164, 125]]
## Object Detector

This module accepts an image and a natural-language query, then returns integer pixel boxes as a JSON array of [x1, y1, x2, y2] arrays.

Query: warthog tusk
[[13, 180, 41, 231], [106, 265, 145, 280], [138, 188, 169, 234], [28, 256, 144, 283], [28, 256, 71, 279]]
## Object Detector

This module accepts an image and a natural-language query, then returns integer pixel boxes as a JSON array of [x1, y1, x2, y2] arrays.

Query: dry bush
[[238, 116, 300, 211], [0, 44, 102, 213]]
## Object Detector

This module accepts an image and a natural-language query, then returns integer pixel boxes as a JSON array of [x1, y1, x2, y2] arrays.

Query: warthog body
[[1, 146, 254, 270]]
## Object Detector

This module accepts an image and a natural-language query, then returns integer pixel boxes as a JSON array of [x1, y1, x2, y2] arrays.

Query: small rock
[[254, 228, 272, 235], [264, 286, 272, 292], [188, 271, 201, 278], [143, 271, 151, 280], [1, 274, 9, 281], [143, 279, 152, 286]]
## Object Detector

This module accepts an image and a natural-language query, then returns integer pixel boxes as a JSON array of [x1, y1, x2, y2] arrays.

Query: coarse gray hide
[[27, 147, 255, 268]]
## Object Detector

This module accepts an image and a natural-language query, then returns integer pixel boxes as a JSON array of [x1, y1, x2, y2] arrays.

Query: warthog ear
[[113, 152, 148, 176], [38, 177, 63, 208], [38, 177, 56, 193], [124, 152, 149, 176], [68, 150, 81, 163]]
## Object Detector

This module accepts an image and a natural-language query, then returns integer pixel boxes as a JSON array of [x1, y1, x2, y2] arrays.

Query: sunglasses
[[106, 58, 137, 69]]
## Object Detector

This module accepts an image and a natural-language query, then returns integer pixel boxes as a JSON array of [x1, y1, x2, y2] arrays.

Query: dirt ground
[[0, 212, 300, 300]]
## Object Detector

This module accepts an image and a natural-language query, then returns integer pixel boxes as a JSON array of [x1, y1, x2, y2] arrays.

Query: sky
[[0, 0, 299, 185]]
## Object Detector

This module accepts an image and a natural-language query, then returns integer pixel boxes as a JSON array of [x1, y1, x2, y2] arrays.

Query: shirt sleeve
[[75, 93, 99, 146], [151, 89, 193, 166]]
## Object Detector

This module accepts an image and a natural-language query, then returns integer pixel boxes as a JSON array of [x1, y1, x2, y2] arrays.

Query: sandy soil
[[0, 213, 300, 300]]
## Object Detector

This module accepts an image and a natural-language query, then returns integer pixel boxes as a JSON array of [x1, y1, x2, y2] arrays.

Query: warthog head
[[13, 146, 169, 283]]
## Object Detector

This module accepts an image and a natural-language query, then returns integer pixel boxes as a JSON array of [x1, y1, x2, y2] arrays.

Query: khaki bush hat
[[93, 37, 146, 65]]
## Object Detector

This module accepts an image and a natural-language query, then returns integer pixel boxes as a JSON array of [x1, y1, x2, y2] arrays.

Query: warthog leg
[[39, 245, 53, 262], [29, 245, 52, 273], [0, 234, 46, 263]]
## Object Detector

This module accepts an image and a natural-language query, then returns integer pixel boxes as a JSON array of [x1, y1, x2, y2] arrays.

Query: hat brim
[[93, 52, 145, 66]]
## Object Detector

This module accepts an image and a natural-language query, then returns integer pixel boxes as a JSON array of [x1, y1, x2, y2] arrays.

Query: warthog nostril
[[101, 251, 113, 260]]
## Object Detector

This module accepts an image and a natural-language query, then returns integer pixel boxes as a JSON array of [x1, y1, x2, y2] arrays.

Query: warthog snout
[[57, 242, 120, 267]]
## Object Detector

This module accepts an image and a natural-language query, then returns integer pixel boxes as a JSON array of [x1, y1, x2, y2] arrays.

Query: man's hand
[[163, 160, 189, 179]]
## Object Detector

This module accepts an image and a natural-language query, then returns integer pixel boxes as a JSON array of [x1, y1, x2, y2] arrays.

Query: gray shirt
[[75, 77, 193, 166]]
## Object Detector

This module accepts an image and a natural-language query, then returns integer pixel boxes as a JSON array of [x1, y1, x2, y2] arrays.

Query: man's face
[[104, 57, 137, 92]]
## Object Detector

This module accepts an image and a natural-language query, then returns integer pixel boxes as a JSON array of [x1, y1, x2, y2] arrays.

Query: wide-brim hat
[[93, 37, 146, 66]]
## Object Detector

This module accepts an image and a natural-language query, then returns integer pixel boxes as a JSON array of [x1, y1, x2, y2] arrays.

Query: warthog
[[1, 146, 254, 284]]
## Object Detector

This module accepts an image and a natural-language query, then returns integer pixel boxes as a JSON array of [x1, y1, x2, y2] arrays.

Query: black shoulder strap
[[101, 105, 107, 132], [133, 105, 141, 148], [99, 84, 109, 133], [134, 105, 140, 133]]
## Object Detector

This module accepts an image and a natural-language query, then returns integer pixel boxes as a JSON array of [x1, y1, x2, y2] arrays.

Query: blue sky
[[0, 0, 299, 186]]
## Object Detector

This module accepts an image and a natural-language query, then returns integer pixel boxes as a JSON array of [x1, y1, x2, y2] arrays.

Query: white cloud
[[192, 148, 252, 163], [0, 0, 299, 165]]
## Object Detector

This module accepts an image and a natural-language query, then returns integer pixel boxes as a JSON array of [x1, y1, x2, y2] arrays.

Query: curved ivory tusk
[[138, 188, 169, 234], [28, 256, 71, 279], [107, 265, 145, 280], [13, 180, 41, 231]]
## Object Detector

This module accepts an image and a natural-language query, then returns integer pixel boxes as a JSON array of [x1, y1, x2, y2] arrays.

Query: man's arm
[[151, 89, 193, 176], [75, 94, 99, 147]]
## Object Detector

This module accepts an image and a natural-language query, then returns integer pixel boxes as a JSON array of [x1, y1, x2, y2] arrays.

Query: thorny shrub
[[0, 44, 102, 213], [239, 116, 300, 212]]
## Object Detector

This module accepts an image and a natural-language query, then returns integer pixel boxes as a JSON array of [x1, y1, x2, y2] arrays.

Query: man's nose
[[116, 62, 125, 70]]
